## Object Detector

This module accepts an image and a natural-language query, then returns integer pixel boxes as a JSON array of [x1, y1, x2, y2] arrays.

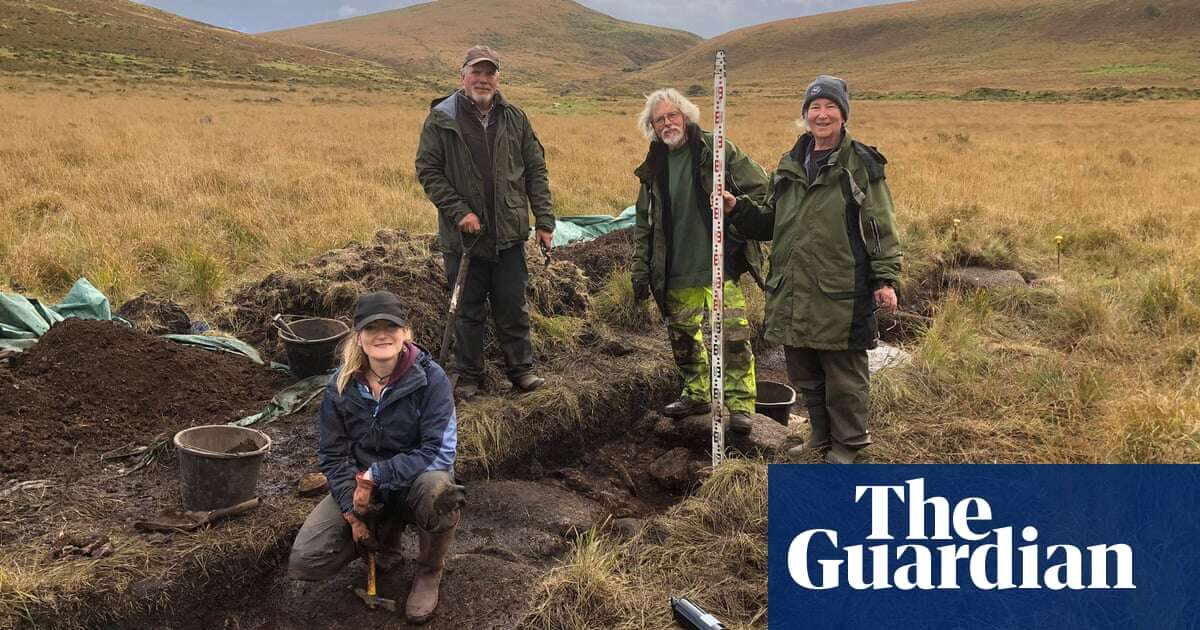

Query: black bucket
[[756, 380, 797, 426], [277, 316, 350, 378], [174, 425, 271, 512]]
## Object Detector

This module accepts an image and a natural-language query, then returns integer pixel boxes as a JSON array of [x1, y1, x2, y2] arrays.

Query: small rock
[[611, 517, 643, 539], [296, 472, 327, 497], [945, 267, 1027, 290], [726, 413, 791, 459], [868, 342, 913, 374], [649, 447, 702, 492]]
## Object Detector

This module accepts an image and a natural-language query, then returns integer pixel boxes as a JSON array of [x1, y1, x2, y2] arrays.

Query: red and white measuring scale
[[710, 50, 727, 468]]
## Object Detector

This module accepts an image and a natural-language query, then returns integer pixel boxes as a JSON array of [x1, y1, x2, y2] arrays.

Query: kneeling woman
[[288, 291, 464, 624]]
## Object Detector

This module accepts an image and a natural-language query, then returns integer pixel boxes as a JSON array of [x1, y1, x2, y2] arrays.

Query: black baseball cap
[[353, 291, 408, 330]]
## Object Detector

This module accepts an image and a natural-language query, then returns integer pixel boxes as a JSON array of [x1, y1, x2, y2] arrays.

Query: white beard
[[660, 127, 684, 148]]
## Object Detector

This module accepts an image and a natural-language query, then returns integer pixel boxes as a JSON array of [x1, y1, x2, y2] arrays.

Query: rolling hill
[[0, 0, 410, 86], [262, 0, 701, 89], [633, 0, 1200, 95]]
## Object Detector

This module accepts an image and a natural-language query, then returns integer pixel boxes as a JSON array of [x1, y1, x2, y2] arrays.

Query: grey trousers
[[443, 243, 534, 384], [784, 346, 872, 451], [288, 470, 458, 581]]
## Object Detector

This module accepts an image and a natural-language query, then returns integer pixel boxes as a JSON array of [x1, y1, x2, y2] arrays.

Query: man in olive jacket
[[631, 88, 769, 434], [416, 45, 556, 400], [724, 75, 901, 463]]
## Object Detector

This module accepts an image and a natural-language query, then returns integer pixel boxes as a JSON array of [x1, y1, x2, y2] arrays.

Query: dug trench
[[0, 229, 796, 629]]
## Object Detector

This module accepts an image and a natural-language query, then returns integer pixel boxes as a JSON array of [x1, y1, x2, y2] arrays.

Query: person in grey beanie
[[722, 75, 903, 464]]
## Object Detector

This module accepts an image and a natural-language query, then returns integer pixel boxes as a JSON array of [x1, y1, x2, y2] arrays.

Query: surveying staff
[[416, 45, 555, 401], [631, 88, 770, 435], [723, 75, 902, 464], [288, 291, 466, 624]]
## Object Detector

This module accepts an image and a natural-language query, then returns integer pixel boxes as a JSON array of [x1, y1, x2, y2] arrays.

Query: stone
[[648, 447, 703, 492], [611, 517, 643, 539], [868, 342, 913, 374], [726, 413, 792, 459], [296, 472, 327, 497]]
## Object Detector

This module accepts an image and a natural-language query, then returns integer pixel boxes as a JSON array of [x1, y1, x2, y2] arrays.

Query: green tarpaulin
[[551, 205, 635, 247], [0, 278, 265, 364]]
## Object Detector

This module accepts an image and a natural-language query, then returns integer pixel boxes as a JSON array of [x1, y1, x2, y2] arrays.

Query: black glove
[[632, 280, 651, 303]]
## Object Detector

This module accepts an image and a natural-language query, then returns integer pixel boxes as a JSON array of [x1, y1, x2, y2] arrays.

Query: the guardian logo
[[788, 478, 1136, 591]]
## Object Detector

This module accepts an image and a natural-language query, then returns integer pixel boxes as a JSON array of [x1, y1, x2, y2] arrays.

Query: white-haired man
[[631, 88, 770, 434]]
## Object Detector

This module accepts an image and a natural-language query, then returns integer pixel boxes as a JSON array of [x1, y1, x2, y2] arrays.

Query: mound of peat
[[217, 230, 592, 363], [0, 319, 290, 477], [555, 228, 634, 291]]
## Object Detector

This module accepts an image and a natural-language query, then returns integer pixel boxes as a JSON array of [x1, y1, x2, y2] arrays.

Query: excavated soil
[[0, 318, 290, 476], [110, 405, 732, 630], [115, 294, 193, 336], [555, 228, 634, 291], [217, 230, 592, 365], [0, 231, 789, 630]]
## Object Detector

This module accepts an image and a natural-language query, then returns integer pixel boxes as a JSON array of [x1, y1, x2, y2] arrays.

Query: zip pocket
[[869, 218, 881, 256]]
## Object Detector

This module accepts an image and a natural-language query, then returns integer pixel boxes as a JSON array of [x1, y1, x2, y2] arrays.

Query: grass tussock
[[523, 527, 631, 630], [591, 270, 656, 332], [455, 346, 674, 473], [0, 480, 312, 629], [1105, 389, 1200, 463], [523, 460, 767, 629]]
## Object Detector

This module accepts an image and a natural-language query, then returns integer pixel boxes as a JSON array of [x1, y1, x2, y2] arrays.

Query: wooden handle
[[367, 552, 377, 597]]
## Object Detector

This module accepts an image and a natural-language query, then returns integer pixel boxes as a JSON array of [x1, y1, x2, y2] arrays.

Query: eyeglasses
[[651, 110, 683, 128]]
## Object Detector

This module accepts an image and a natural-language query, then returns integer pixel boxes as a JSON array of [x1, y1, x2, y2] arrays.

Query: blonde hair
[[335, 333, 368, 395], [636, 88, 701, 143], [334, 326, 413, 394]]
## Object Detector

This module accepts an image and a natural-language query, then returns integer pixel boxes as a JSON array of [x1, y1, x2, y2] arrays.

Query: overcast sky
[[134, 0, 907, 38]]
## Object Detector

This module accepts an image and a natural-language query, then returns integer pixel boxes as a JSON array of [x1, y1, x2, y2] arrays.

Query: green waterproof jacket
[[729, 131, 902, 351], [415, 91, 555, 257], [631, 124, 770, 316]]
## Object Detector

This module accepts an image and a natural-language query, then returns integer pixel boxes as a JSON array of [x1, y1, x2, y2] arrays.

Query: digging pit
[[0, 229, 797, 629]]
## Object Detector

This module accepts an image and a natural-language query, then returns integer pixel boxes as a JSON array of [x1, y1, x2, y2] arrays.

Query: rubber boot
[[405, 519, 456, 624]]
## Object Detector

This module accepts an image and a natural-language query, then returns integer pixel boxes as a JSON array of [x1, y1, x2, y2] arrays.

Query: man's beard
[[466, 86, 494, 108], [660, 127, 684, 148]]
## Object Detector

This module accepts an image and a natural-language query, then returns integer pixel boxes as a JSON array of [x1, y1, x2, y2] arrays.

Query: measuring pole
[[710, 50, 727, 468]]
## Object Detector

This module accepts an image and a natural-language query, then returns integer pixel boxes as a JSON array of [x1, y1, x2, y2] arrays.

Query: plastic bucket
[[278, 317, 350, 378], [174, 425, 271, 511], [755, 380, 797, 426]]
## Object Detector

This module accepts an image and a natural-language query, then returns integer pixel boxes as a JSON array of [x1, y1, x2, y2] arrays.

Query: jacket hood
[[429, 90, 509, 126]]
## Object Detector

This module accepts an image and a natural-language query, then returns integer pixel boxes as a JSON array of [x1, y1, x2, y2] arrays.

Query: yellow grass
[[4, 87, 1197, 301], [2, 81, 1199, 465]]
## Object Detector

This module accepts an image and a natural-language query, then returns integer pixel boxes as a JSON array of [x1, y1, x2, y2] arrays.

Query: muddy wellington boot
[[405, 521, 457, 624]]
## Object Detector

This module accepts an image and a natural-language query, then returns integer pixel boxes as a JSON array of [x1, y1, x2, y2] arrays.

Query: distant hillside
[[0, 0, 410, 86], [264, 0, 701, 89], [635, 0, 1200, 95]]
